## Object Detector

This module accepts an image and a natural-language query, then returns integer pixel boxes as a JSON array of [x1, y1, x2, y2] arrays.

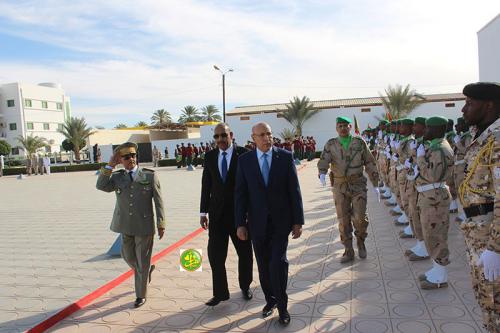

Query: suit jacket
[[200, 146, 248, 223], [96, 167, 166, 236], [235, 146, 304, 240]]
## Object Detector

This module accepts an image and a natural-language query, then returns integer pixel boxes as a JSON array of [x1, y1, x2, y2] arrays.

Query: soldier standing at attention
[[453, 117, 472, 223], [458, 82, 500, 332], [414, 117, 454, 289], [96, 142, 166, 308], [318, 117, 380, 263]]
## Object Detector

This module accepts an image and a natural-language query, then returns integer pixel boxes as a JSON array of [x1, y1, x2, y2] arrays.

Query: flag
[[354, 115, 360, 135]]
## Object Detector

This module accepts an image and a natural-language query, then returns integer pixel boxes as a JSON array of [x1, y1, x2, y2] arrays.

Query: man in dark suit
[[235, 122, 304, 326], [200, 123, 253, 306]]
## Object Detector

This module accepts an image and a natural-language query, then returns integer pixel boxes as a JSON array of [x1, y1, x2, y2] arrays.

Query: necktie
[[261, 153, 270, 186], [128, 171, 134, 182], [221, 151, 228, 183]]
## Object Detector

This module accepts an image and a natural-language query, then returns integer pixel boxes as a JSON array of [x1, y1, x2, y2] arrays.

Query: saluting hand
[[108, 152, 121, 168], [200, 216, 209, 230], [292, 224, 302, 239]]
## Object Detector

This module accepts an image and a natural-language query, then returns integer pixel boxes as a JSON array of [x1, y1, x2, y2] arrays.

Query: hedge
[[2, 163, 107, 176], [158, 159, 179, 167]]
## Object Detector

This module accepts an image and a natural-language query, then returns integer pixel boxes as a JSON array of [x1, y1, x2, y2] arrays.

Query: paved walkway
[[31, 162, 486, 333]]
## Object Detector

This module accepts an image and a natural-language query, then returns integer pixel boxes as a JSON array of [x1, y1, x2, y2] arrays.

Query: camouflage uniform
[[415, 138, 454, 266], [407, 138, 425, 241], [445, 131, 458, 205], [459, 118, 500, 332], [318, 136, 379, 248], [397, 135, 415, 218], [453, 131, 472, 196], [377, 134, 389, 188]]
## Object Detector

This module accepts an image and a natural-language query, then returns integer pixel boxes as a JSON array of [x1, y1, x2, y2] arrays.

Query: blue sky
[[0, 0, 498, 128]]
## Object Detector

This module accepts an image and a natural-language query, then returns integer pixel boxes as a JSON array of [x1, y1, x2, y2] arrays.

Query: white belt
[[396, 165, 404, 171], [406, 174, 417, 181], [454, 159, 465, 165], [416, 182, 447, 193]]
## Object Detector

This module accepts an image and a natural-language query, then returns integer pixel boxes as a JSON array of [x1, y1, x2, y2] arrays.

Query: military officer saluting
[[318, 116, 380, 263], [459, 82, 500, 332], [97, 142, 166, 308]]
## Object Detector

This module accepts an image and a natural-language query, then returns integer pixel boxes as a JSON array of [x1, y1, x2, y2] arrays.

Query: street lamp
[[213, 65, 233, 122]]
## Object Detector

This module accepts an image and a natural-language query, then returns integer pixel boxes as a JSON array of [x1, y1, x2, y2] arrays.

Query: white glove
[[375, 139, 379, 144], [404, 159, 411, 169], [385, 151, 391, 159], [392, 154, 398, 162], [385, 146, 390, 153], [413, 164, 419, 177], [416, 144, 426, 158], [390, 134, 395, 140], [453, 135, 460, 144], [394, 141, 400, 150], [319, 174, 326, 186], [378, 130, 383, 139], [374, 188, 381, 202], [409, 140, 417, 150], [390, 141, 396, 149], [478, 250, 500, 282]]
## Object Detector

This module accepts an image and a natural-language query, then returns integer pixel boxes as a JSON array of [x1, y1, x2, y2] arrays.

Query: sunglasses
[[122, 153, 137, 160], [213, 133, 229, 139]]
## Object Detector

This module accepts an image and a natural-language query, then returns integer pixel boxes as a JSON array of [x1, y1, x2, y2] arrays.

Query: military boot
[[340, 248, 355, 263], [357, 238, 367, 259]]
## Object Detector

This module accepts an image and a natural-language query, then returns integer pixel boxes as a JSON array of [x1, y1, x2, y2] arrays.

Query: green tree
[[0, 139, 11, 156], [115, 123, 127, 129], [151, 109, 172, 127], [135, 121, 148, 127], [58, 117, 95, 160], [178, 105, 200, 123], [380, 84, 425, 120], [279, 128, 297, 141], [16, 135, 47, 157], [200, 105, 222, 122], [281, 96, 321, 136]]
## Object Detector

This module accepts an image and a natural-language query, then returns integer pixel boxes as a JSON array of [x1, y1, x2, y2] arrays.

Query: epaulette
[[142, 168, 155, 173], [327, 138, 337, 145]]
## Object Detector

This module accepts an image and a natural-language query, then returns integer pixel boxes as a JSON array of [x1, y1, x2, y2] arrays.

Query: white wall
[[226, 100, 465, 151], [478, 15, 500, 82]]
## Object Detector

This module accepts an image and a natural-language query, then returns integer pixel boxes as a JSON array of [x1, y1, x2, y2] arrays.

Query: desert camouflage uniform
[[407, 137, 425, 241], [459, 118, 500, 332], [453, 131, 472, 196], [446, 131, 458, 202], [415, 138, 454, 266], [318, 136, 380, 248], [397, 135, 415, 218]]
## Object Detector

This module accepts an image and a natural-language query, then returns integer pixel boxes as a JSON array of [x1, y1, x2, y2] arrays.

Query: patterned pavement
[[0, 161, 488, 332]]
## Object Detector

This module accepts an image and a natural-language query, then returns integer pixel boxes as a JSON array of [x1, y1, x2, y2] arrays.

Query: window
[[361, 108, 371, 112], [7, 100, 14, 107], [56, 102, 63, 110], [58, 123, 63, 131], [42, 101, 48, 109], [25, 99, 32, 107], [9, 123, 17, 131], [43, 123, 49, 130], [445, 103, 455, 108], [27, 122, 34, 130], [240, 116, 250, 121], [11, 147, 19, 155]]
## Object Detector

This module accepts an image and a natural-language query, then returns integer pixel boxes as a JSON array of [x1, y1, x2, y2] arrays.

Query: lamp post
[[213, 65, 233, 122]]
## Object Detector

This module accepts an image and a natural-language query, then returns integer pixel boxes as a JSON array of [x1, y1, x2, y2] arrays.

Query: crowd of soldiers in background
[[25, 154, 52, 175], [244, 135, 317, 161]]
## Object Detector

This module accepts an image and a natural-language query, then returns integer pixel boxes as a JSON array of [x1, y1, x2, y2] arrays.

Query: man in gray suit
[[97, 142, 166, 308]]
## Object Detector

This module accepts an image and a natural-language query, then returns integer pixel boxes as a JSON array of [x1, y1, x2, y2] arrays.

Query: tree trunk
[[74, 149, 80, 161]]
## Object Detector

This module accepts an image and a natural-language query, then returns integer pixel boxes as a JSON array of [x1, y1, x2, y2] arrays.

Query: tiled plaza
[[0, 161, 487, 332]]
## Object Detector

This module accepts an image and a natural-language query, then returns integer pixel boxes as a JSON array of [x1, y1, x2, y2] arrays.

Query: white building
[[478, 13, 500, 82], [225, 93, 465, 150], [0, 82, 71, 156]]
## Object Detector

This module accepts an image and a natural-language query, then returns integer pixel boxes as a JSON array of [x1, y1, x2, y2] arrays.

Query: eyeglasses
[[122, 153, 137, 160], [213, 133, 229, 139], [254, 132, 272, 138]]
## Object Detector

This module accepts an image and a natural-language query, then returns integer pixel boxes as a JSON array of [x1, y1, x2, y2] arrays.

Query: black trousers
[[252, 221, 289, 312], [207, 217, 253, 299]]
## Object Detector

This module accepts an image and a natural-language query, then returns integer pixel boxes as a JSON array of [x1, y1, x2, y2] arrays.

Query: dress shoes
[[205, 296, 229, 306], [134, 298, 146, 308], [278, 309, 291, 325], [242, 289, 253, 300], [262, 303, 277, 318], [148, 264, 155, 283], [340, 248, 355, 263]]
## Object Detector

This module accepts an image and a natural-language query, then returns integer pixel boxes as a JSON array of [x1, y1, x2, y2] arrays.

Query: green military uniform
[[415, 117, 454, 289], [96, 143, 166, 300], [458, 83, 500, 332], [318, 117, 380, 261]]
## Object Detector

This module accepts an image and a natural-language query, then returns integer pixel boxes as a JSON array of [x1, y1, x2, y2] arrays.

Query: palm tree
[[380, 84, 425, 120], [178, 105, 200, 124], [200, 105, 222, 122], [151, 109, 172, 127], [115, 123, 127, 129], [16, 135, 47, 157], [279, 128, 297, 141], [281, 96, 322, 136], [135, 121, 148, 127], [58, 117, 95, 160]]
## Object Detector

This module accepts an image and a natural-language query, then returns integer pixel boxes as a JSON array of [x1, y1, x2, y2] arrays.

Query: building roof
[[478, 13, 500, 34], [227, 93, 465, 116]]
